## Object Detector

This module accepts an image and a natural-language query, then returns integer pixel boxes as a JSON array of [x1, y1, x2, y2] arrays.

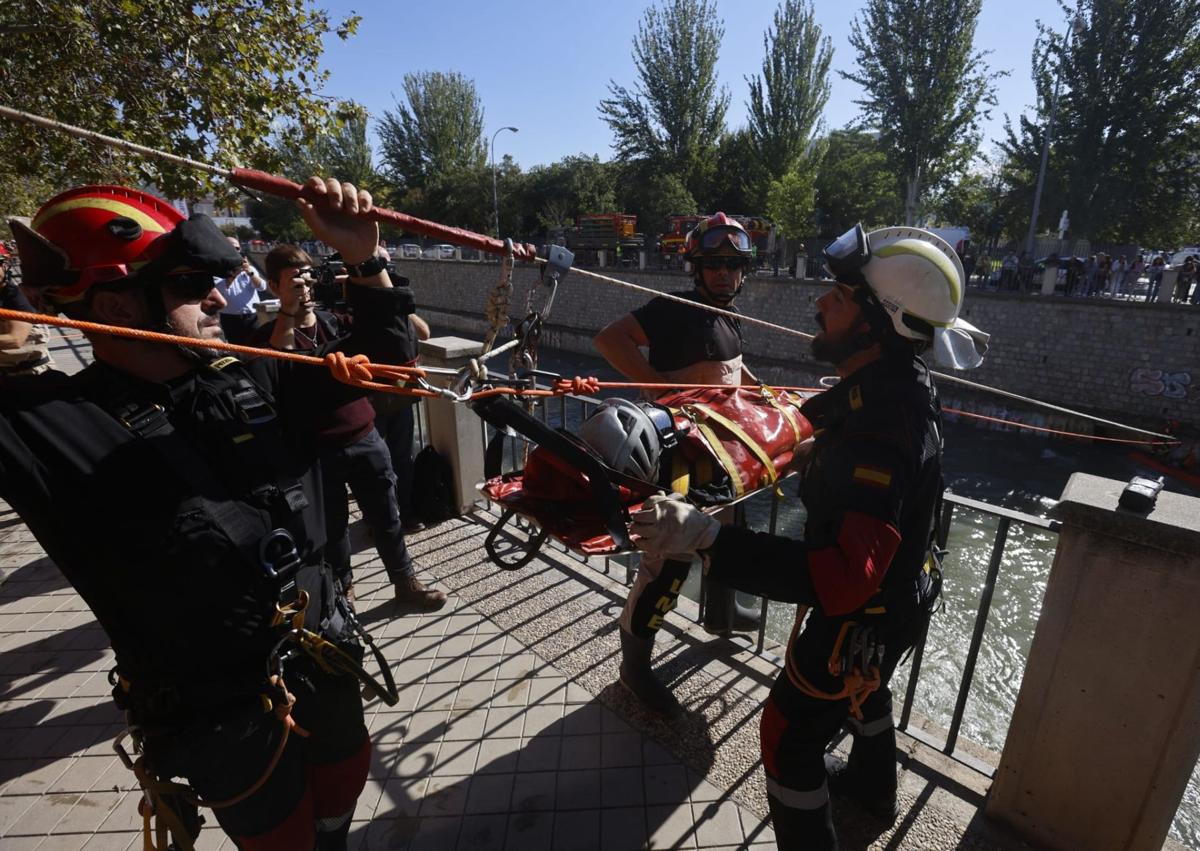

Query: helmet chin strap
[[696, 274, 743, 306]]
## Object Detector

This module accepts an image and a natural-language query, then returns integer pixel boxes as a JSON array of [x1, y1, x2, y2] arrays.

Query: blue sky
[[317, 0, 1058, 170]]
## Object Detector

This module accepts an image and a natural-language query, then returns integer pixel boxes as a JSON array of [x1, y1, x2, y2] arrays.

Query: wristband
[[343, 253, 388, 278]]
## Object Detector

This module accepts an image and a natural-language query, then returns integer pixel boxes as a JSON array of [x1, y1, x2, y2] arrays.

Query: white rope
[[530, 257, 1175, 442], [0, 105, 230, 177], [561, 262, 812, 340]]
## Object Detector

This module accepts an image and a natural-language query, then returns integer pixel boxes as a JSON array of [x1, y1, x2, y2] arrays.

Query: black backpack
[[411, 445, 457, 525]]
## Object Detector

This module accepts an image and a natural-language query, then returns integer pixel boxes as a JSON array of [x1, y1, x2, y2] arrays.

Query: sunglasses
[[291, 267, 316, 282], [161, 273, 218, 301], [699, 226, 752, 252], [699, 256, 747, 271]]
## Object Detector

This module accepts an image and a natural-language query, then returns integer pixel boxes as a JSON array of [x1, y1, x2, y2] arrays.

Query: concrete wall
[[988, 473, 1200, 850], [397, 259, 1200, 427]]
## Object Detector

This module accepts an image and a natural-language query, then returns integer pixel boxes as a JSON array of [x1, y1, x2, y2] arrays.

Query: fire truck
[[658, 215, 704, 261], [549, 213, 644, 259], [733, 215, 776, 257]]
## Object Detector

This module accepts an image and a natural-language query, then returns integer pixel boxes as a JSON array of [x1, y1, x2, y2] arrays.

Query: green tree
[[999, 0, 1200, 245], [926, 163, 1008, 245], [812, 130, 904, 237], [708, 128, 755, 214], [745, 0, 833, 210], [0, 0, 359, 198], [843, 0, 1000, 225], [766, 145, 823, 238], [377, 71, 487, 194], [521, 155, 617, 233], [598, 0, 729, 201], [249, 103, 379, 242], [622, 172, 697, 238]]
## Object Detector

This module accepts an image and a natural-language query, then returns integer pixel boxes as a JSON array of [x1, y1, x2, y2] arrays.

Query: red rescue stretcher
[[475, 386, 815, 567]]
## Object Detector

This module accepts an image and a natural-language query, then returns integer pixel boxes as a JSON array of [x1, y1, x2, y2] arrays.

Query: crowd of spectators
[[957, 242, 1200, 305]]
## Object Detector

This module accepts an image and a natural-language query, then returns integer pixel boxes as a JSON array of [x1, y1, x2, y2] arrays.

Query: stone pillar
[[417, 336, 486, 514], [1040, 265, 1058, 295], [987, 472, 1200, 851], [795, 255, 805, 278], [638, 250, 647, 270], [597, 249, 607, 267], [1158, 268, 1179, 303]]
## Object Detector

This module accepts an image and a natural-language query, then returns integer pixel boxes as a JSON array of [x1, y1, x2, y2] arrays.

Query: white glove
[[630, 493, 720, 557]]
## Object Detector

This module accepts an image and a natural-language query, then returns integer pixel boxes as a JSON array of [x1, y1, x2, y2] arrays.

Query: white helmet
[[577, 398, 663, 481], [824, 224, 989, 369]]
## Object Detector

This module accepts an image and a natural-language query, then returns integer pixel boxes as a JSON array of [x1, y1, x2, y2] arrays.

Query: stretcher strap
[[761, 387, 804, 450], [686, 403, 779, 491], [693, 419, 745, 498], [669, 451, 691, 497]]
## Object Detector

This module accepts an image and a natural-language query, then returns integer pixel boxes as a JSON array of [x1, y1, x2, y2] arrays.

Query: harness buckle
[[232, 380, 276, 425], [117, 402, 170, 438], [258, 528, 301, 584]]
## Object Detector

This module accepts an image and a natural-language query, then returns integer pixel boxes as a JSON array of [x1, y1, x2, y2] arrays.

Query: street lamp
[[491, 126, 518, 238], [1024, 16, 1084, 273]]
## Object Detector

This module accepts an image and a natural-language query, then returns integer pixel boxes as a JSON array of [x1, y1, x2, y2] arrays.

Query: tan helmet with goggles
[[684, 213, 754, 261]]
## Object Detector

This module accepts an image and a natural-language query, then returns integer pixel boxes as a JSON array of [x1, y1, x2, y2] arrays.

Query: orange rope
[[944, 407, 1181, 447], [3, 307, 1187, 448], [0, 307, 438, 397]]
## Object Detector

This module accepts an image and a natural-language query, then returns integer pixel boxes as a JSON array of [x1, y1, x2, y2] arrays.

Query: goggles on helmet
[[699, 226, 752, 254], [823, 224, 871, 286]]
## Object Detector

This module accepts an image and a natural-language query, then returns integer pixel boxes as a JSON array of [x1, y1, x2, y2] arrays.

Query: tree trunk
[[905, 171, 921, 227]]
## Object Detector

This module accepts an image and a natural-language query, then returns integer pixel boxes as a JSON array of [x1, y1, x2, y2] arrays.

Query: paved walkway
[[0, 507, 781, 850]]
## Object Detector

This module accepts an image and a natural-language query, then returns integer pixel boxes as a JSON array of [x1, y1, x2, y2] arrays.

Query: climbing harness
[[783, 605, 883, 721]]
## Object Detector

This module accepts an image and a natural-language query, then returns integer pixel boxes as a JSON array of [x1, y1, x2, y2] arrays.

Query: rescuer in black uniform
[[0, 178, 415, 850], [632, 225, 990, 849], [593, 212, 762, 715]]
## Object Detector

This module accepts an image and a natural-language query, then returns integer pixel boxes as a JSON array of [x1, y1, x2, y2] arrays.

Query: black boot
[[702, 577, 761, 636], [617, 628, 681, 716], [825, 731, 899, 824], [767, 793, 838, 851]]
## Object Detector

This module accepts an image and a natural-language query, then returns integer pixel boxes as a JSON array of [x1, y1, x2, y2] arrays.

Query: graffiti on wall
[[1129, 368, 1192, 400]]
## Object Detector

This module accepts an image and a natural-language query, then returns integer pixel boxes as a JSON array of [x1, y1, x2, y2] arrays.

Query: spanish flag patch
[[852, 465, 893, 488]]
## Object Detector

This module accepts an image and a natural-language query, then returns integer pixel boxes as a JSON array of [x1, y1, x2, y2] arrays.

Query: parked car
[[422, 244, 456, 260], [1169, 247, 1200, 266], [396, 243, 421, 259]]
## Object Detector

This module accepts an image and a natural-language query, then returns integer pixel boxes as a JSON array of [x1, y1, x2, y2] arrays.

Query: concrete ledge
[[1050, 472, 1200, 556]]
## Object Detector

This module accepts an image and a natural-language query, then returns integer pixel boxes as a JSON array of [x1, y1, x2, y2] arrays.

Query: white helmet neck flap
[[576, 398, 662, 481], [857, 226, 989, 369]]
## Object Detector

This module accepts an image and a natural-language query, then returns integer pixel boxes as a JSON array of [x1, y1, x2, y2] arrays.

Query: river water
[[508, 341, 1200, 848]]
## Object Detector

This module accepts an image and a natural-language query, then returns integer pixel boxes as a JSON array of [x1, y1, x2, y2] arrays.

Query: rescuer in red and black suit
[[633, 225, 990, 849], [593, 212, 764, 716], [0, 178, 411, 850]]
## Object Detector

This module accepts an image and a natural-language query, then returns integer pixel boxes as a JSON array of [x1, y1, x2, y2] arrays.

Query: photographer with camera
[[215, 235, 269, 344], [253, 244, 446, 610]]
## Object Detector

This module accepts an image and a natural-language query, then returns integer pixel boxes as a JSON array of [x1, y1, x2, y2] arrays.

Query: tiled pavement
[[0, 506, 779, 850]]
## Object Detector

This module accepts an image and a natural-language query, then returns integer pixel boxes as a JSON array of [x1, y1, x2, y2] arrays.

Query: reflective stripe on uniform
[[765, 776, 829, 811], [847, 713, 895, 737]]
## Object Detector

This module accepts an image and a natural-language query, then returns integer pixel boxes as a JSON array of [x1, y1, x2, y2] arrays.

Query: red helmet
[[10, 186, 238, 306], [683, 212, 754, 261]]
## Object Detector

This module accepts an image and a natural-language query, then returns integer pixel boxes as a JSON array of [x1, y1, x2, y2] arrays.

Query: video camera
[[312, 253, 347, 309]]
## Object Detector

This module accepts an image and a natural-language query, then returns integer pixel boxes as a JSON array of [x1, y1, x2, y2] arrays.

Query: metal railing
[[416, 388, 1062, 776]]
